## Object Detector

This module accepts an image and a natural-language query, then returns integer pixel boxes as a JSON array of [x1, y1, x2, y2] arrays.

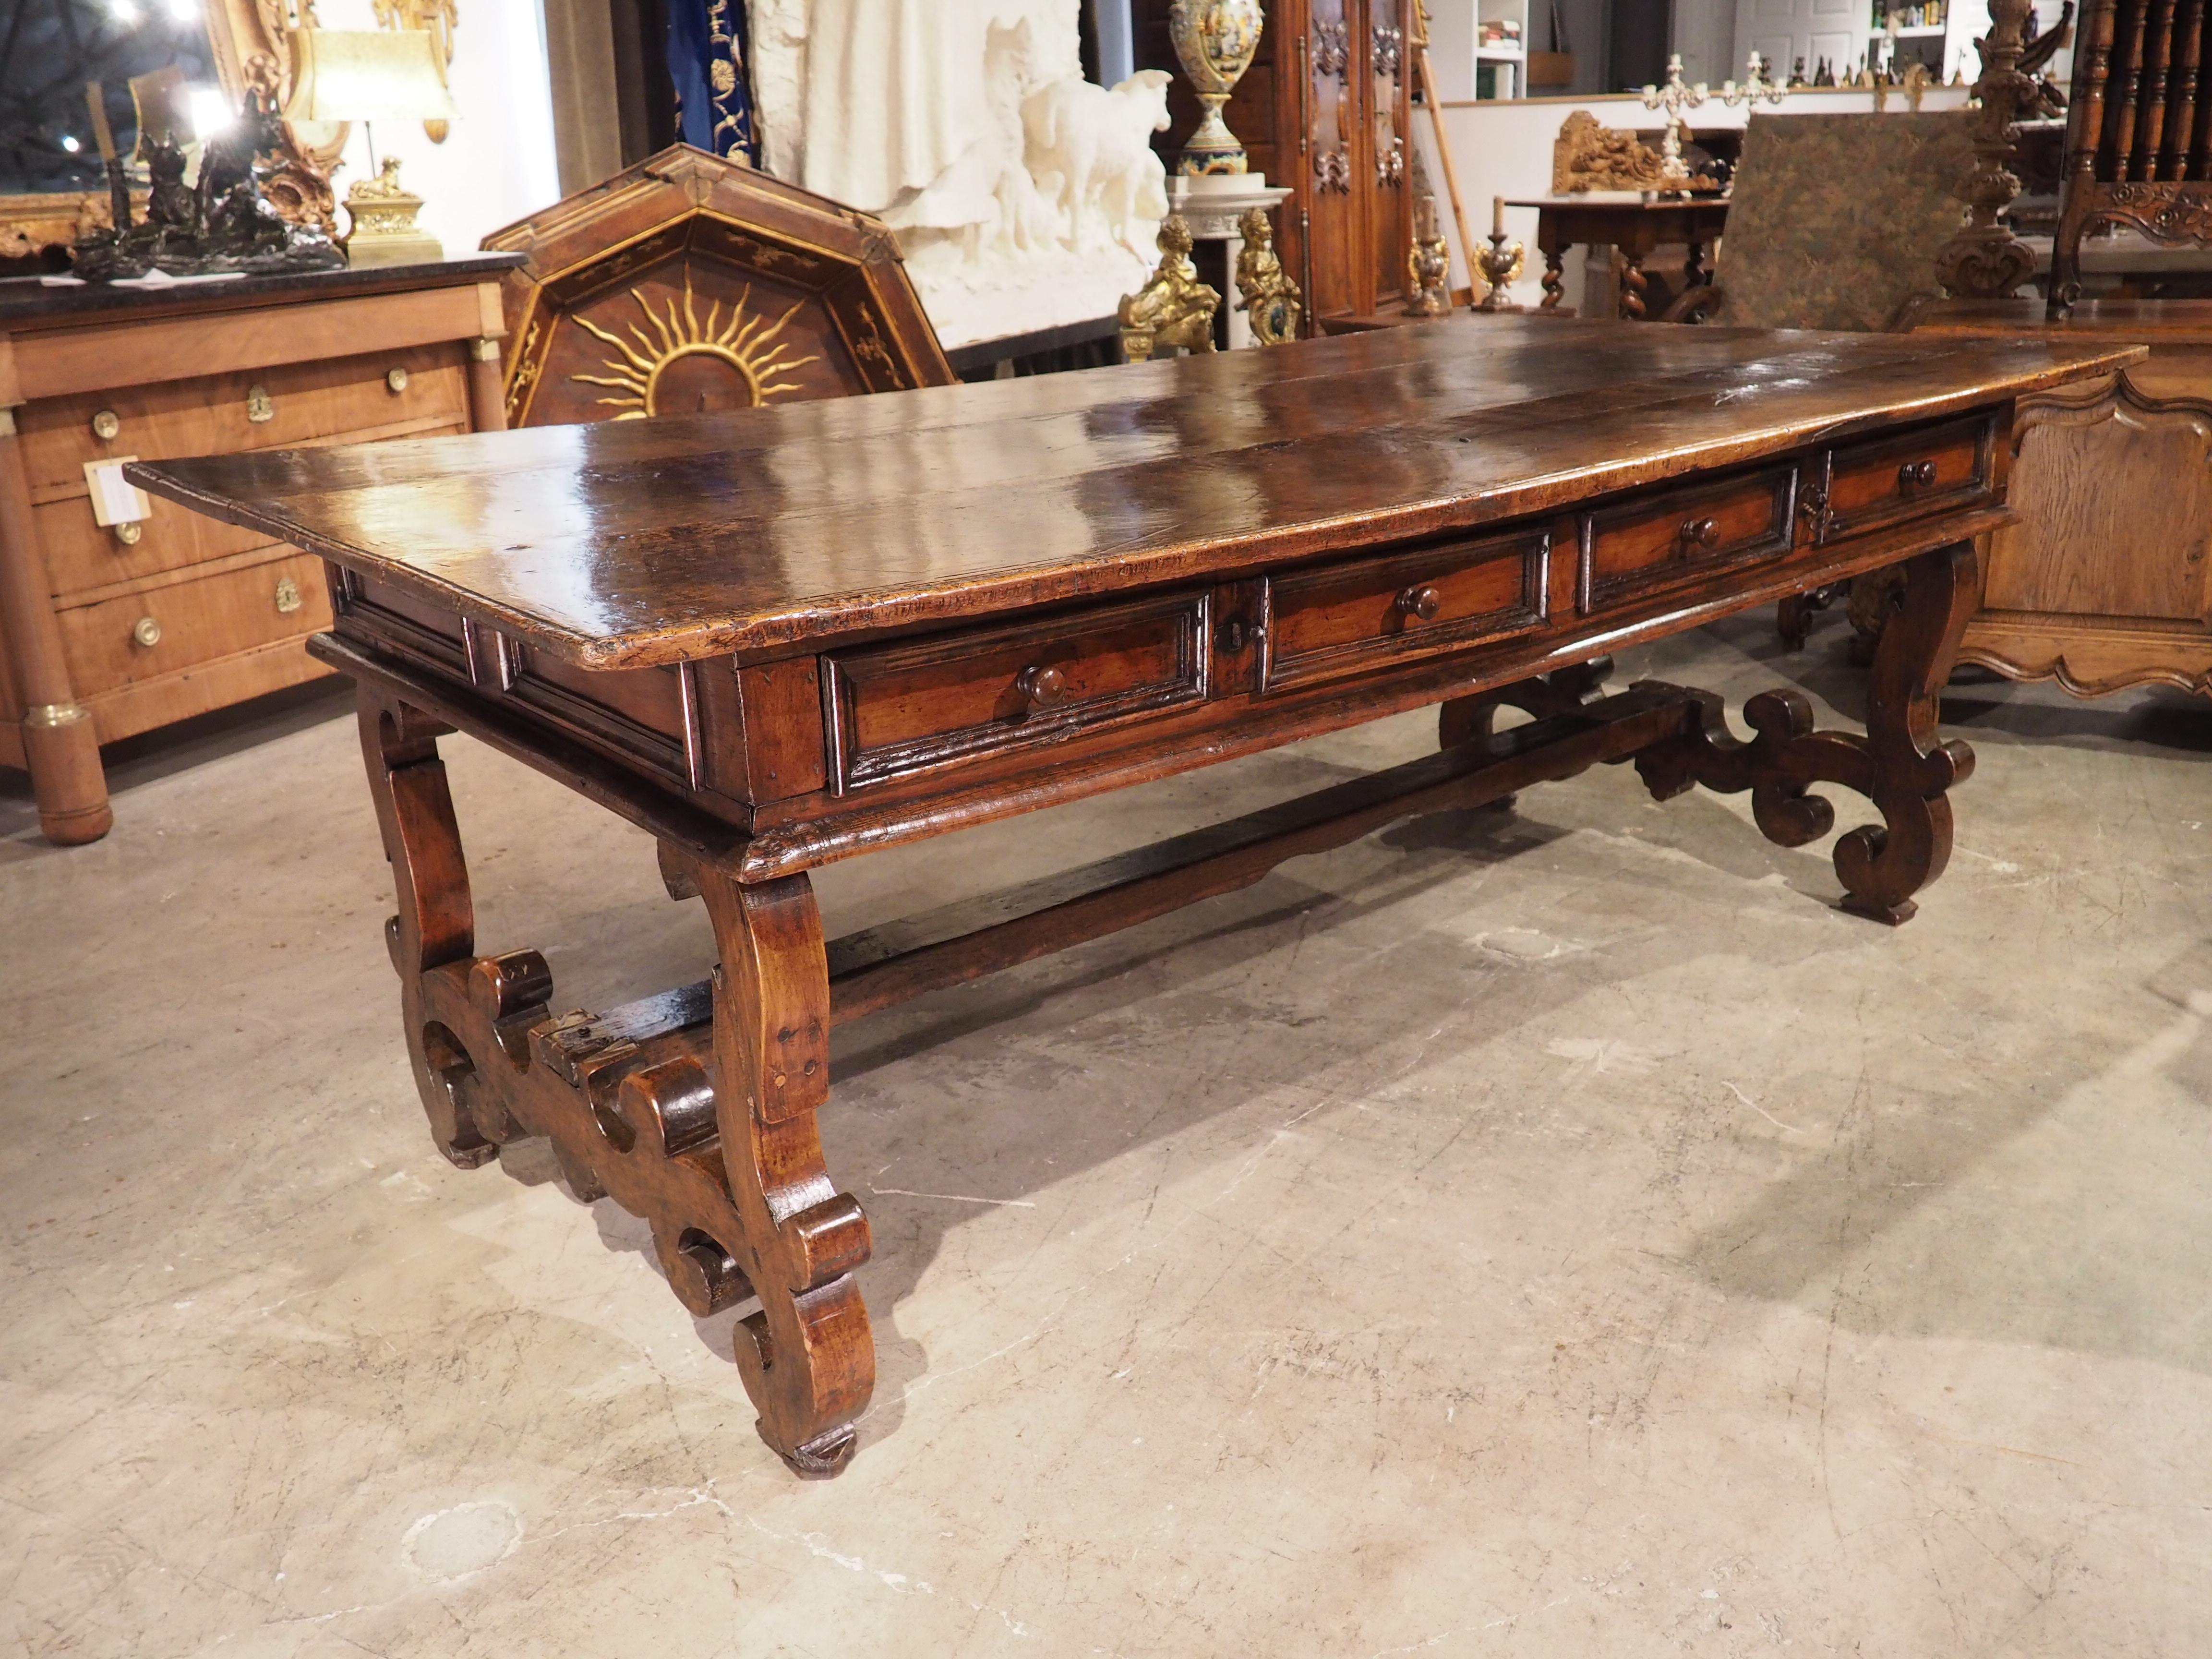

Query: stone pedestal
[[1167, 174, 1294, 349]]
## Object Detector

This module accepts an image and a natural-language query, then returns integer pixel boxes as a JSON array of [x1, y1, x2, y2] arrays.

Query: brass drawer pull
[[247, 385, 274, 423], [1679, 517, 1720, 548], [132, 615, 162, 649], [275, 575, 303, 614], [386, 366, 409, 393], [1897, 458, 1937, 490], [1395, 584, 1443, 621], [91, 409, 121, 441], [113, 521, 142, 547], [1015, 664, 1066, 709]]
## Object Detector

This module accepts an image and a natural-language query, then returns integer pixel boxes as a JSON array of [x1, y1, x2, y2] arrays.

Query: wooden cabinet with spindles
[[0, 257, 521, 843]]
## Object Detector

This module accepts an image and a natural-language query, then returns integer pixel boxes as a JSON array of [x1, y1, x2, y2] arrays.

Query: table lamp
[[282, 29, 456, 267]]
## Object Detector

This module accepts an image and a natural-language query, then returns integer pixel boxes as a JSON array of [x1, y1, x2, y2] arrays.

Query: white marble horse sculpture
[[1022, 70, 1173, 255]]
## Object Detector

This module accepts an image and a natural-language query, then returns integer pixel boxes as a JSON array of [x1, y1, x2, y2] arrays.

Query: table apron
[[313, 499, 2008, 885]]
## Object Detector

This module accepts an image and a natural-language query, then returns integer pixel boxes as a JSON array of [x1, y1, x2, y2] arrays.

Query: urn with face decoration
[[1169, 0, 1266, 175]]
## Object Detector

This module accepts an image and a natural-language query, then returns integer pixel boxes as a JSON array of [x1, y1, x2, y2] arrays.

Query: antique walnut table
[[132, 320, 2133, 1477]]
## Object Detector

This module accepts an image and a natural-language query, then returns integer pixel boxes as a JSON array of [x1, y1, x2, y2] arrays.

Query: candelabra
[[1721, 50, 1786, 109], [1639, 55, 1708, 198]]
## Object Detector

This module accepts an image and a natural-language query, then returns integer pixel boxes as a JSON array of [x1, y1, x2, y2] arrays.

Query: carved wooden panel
[[1988, 376, 2212, 620], [484, 145, 954, 429], [1962, 371, 2212, 695]]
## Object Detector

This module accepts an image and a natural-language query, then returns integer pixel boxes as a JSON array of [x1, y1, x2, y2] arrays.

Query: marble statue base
[[906, 239, 1153, 352]]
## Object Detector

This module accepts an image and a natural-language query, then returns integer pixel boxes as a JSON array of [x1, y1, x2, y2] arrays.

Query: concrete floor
[[6, 612, 2212, 1658]]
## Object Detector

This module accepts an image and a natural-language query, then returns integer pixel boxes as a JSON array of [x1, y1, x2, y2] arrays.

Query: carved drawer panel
[[19, 344, 469, 503], [57, 549, 331, 697], [1818, 413, 1995, 544], [1579, 463, 1798, 612], [1258, 528, 1549, 693], [825, 591, 1209, 790]]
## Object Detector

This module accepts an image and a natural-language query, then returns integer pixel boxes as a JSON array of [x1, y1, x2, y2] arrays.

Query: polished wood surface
[[135, 320, 2128, 1479], [0, 261, 510, 843], [136, 321, 2130, 670]]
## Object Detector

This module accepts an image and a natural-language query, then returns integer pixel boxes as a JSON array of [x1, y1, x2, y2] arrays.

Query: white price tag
[[83, 457, 151, 529]]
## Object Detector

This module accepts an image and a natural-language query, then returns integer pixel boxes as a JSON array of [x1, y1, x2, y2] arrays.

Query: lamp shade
[[282, 29, 457, 125]]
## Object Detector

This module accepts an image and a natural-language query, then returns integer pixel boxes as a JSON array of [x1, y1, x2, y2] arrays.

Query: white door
[[1735, 0, 1866, 80]]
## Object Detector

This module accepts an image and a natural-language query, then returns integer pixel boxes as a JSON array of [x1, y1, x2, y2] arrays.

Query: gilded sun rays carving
[[570, 278, 820, 418]]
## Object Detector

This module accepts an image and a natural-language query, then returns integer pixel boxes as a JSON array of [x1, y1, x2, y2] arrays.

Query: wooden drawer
[[58, 550, 333, 697], [20, 342, 469, 502], [1817, 413, 1995, 543], [1579, 463, 1797, 612], [37, 493, 280, 601], [825, 591, 1209, 790], [37, 417, 469, 600], [1259, 527, 1548, 693]]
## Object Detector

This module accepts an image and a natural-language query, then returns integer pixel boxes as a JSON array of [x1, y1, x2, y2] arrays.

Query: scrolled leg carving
[[349, 684, 876, 1475], [689, 864, 876, 1477], [1632, 541, 1980, 925]]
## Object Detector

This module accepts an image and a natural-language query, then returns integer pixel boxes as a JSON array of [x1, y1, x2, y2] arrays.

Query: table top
[[0, 253, 522, 329], [132, 317, 2136, 671], [1506, 195, 1730, 215]]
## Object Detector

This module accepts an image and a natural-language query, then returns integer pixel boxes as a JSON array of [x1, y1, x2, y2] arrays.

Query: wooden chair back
[[2053, 0, 2212, 310], [481, 144, 954, 429]]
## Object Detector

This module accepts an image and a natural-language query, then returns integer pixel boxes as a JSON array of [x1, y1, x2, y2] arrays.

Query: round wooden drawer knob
[[132, 615, 162, 649], [1016, 664, 1066, 708], [386, 367, 410, 393], [1396, 585, 1443, 621], [1680, 517, 1720, 548], [1898, 459, 1936, 489], [91, 409, 121, 441]]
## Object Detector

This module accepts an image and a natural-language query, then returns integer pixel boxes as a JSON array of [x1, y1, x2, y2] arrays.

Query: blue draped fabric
[[667, 0, 759, 164]]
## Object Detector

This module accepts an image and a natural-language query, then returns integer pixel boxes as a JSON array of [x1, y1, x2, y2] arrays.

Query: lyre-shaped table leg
[[1633, 539, 1981, 925], [358, 688, 499, 1167], [690, 863, 876, 1476]]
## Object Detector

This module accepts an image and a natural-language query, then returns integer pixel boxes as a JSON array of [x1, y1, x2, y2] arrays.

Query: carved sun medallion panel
[[571, 276, 821, 418]]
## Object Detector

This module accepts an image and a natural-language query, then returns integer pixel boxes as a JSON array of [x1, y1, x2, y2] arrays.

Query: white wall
[[1411, 84, 1974, 307], [316, 0, 565, 255]]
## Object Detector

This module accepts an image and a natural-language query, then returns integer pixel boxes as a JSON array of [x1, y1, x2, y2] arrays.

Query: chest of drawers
[[0, 256, 520, 843]]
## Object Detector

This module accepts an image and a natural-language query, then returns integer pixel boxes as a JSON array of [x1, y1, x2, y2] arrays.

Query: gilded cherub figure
[[1118, 215, 1221, 361], [1234, 205, 1304, 345]]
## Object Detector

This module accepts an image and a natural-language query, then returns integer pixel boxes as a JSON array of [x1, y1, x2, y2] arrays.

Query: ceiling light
[[60, 133, 81, 153]]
